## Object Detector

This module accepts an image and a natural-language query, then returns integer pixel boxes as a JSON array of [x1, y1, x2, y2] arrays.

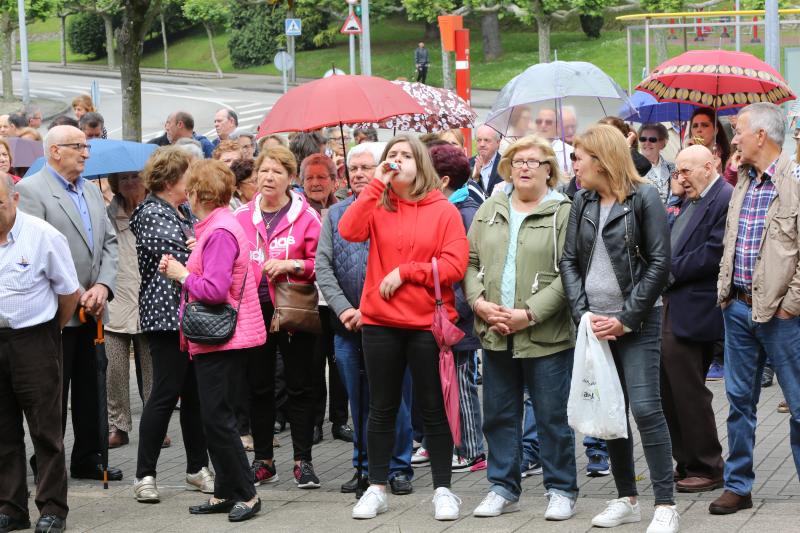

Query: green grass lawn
[[18, 15, 797, 91]]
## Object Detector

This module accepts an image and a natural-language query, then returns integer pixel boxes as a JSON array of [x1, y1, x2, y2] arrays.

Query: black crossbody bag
[[181, 270, 247, 345]]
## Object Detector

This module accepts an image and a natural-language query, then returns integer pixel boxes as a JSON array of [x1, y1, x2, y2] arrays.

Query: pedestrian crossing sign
[[285, 18, 302, 36], [340, 13, 362, 35]]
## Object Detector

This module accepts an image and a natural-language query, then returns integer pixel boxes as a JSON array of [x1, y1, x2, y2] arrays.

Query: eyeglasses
[[511, 159, 546, 169], [57, 143, 91, 152], [347, 164, 376, 173], [639, 136, 659, 144], [535, 119, 554, 126]]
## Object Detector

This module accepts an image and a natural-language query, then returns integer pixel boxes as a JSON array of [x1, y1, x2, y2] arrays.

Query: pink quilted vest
[[185, 207, 266, 356]]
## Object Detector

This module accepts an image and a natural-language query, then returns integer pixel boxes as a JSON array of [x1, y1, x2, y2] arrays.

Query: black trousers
[[194, 348, 257, 502], [136, 331, 208, 479], [61, 323, 103, 469], [416, 64, 428, 84], [313, 306, 349, 428], [0, 320, 68, 520], [362, 325, 452, 488], [660, 303, 724, 479], [251, 301, 317, 462]]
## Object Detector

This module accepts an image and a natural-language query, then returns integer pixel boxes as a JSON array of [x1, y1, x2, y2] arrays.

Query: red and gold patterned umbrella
[[636, 50, 795, 111]]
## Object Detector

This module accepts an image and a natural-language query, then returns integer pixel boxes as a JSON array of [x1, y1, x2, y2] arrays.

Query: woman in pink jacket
[[234, 146, 323, 489], [161, 160, 266, 523]]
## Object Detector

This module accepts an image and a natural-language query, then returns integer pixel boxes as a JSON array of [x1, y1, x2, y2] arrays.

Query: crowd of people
[[0, 91, 799, 533]]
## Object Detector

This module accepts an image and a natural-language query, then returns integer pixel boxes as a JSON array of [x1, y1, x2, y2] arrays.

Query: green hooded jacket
[[464, 190, 575, 358]]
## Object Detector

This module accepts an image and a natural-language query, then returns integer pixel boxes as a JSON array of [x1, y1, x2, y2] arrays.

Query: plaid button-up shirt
[[732, 159, 780, 294]]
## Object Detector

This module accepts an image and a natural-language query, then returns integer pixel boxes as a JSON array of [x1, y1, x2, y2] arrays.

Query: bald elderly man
[[17, 125, 122, 483], [660, 145, 732, 493]]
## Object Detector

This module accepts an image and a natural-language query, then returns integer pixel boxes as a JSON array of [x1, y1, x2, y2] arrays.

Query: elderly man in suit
[[470, 124, 503, 196], [661, 144, 732, 494], [17, 125, 122, 482]]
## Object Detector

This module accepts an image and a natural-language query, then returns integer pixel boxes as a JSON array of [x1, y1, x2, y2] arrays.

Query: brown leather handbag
[[270, 279, 322, 334]]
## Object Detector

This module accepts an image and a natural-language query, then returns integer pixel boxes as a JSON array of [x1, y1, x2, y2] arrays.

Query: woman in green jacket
[[465, 135, 578, 521]]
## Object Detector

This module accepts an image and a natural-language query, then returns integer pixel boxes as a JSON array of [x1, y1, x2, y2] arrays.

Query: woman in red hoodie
[[339, 135, 469, 521]]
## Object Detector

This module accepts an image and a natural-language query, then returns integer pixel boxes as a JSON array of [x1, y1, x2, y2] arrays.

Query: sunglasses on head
[[639, 136, 659, 143]]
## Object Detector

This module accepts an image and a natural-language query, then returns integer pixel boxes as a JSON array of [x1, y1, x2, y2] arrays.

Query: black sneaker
[[252, 460, 278, 486], [293, 461, 320, 489]]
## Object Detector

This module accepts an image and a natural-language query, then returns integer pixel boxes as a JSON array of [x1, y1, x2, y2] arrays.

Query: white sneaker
[[473, 491, 520, 517], [352, 486, 388, 519], [592, 497, 642, 527], [133, 476, 159, 503], [646, 505, 680, 533], [240, 434, 254, 451], [411, 447, 430, 465], [432, 487, 461, 520], [186, 466, 215, 494], [544, 492, 576, 521]]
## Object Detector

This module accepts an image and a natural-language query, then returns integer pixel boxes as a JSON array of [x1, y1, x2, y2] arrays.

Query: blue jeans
[[483, 346, 578, 502], [721, 300, 800, 495], [334, 333, 413, 479], [605, 307, 674, 506], [583, 436, 608, 459], [522, 390, 540, 465]]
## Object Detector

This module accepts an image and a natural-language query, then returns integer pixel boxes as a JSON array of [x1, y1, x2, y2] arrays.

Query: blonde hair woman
[[465, 135, 578, 521], [339, 134, 469, 521], [560, 124, 676, 532]]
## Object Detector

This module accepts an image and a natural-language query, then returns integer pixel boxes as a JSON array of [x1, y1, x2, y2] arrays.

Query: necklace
[[263, 208, 283, 230]]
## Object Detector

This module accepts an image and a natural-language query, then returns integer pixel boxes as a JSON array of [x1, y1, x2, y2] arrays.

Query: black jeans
[[252, 301, 317, 462], [136, 331, 208, 479], [61, 324, 103, 469], [194, 348, 257, 502], [606, 308, 675, 506], [313, 306, 349, 428], [362, 325, 452, 488]]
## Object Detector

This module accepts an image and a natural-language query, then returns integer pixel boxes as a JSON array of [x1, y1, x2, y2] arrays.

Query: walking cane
[[79, 308, 110, 490]]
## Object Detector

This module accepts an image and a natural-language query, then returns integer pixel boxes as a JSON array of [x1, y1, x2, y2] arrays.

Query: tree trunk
[[118, 0, 161, 141], [441, 48, 452, 90], [102, 13, 115, 68], [0, 14, 15, 102], [204, 23, 222, 79], [60, 15, 67, 66], [654, 28, 668, 65], [481, 11, 502, 60], [424, 21, 438, 41], [535, 15, 551, 63], [160, 12, 168, 73]]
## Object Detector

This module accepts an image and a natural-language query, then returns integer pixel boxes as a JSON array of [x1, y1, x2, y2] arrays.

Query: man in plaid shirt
[[712, 103, 800, 516]]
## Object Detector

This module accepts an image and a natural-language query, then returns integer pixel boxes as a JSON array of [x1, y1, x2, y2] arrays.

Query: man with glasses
[[535, 108, 574, 178], [17, 125, 123, 485]]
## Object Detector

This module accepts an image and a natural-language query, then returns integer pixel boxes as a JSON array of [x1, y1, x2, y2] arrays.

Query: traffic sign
[[273, 51, 293, 72], [340, 12, 362, 35], [285, 18, 302, 36]]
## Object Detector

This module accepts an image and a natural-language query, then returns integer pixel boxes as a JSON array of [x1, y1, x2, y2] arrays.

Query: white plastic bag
[[567, 312, 628, 440]]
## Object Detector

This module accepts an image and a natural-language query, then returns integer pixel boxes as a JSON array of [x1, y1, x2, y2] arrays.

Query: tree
[[0, 0, 52, 102], [77, 0, 121, 68], [183, 0, 229, 78], [53, 0, 80, 66], [117, 0, 161, 140]]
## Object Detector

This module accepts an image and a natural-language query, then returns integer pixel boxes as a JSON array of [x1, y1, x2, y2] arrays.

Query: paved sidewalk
[[23, 366, 799, 532]]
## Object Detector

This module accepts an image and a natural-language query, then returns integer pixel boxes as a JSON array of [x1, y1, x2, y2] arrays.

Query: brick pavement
[[22, 364, 800, 532]]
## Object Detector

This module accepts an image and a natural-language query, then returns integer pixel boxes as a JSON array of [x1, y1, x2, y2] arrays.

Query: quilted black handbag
[[181, 270, 247, 345]]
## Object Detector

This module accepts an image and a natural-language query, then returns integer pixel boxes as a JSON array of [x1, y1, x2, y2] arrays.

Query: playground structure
[[616, 9, 800, 95]]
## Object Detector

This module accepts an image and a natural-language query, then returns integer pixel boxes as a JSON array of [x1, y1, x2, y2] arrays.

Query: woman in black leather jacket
[[560, 125, 678, 532]]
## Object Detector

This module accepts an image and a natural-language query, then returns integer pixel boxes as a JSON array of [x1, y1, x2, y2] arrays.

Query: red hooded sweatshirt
[[338, 179, 468, 330]]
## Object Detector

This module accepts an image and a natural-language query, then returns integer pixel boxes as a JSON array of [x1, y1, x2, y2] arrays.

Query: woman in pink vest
[[233, 146, 323, 489], [160, 160, 266, 523]]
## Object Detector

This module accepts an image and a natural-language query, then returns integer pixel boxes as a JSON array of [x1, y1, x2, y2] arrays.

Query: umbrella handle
[[78, 308, 104, 344], [431, 257, 442, 303]]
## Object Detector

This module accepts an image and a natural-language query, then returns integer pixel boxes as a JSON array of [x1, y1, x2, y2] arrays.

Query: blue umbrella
[[620, 91, 738, 123], [23, 138, 158, 179]]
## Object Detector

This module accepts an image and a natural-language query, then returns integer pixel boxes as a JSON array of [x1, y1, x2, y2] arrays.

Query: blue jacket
[[453, 193, 483, 351], [192, 132, 215, 159], [316, 195, 370, 337], [665, 177, 733, 341]]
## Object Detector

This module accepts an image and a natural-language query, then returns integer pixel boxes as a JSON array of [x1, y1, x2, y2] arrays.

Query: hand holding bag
[[181, 270, 247, 345], [567, 312, 627, 440]]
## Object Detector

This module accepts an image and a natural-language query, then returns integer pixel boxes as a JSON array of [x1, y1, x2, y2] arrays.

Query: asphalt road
[[11, 71, 281, 142]]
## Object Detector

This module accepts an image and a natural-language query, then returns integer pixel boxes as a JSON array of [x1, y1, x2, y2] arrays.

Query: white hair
[[347, 141, 386, 166], [325, 125, 351, 138], [476, 123, 501, 141], [174, 138, 204, 160], [740, 102, 787, 147]]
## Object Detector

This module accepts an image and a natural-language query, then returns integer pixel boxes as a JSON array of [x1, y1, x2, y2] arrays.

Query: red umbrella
[[636, 50, 796, 111], [430, 257, 465, 447], [257, 74, 426, 136]]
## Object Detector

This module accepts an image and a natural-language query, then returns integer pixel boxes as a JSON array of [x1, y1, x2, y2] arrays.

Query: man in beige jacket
[[712, 102, 800, 515]]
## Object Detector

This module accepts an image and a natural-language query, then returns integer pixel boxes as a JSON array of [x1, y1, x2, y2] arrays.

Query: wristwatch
[[526, 310, 536, 326], [292, 259, 302, 274]]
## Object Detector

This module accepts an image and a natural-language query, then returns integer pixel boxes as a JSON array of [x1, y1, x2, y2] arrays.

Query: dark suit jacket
[[469, 152, 503, 196], [665, 177, 733, 341]]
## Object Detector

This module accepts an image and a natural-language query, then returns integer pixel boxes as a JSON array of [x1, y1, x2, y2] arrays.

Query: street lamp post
[[16, 0, 30, 108], [360, 0, 371, 75], [764, 0, 780, 71]]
